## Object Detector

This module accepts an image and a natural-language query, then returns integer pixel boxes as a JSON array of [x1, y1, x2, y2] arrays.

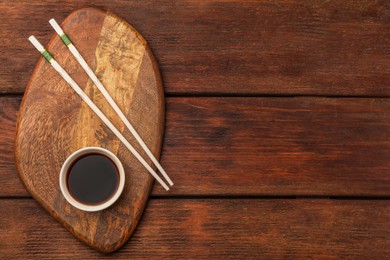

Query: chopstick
[[48, 19, 174, 187], [28, 36, 170, 191]]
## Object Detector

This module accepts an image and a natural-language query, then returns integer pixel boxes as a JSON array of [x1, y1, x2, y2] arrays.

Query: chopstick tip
[[28, 36, 45, 52], [49, 18, 64, 35]]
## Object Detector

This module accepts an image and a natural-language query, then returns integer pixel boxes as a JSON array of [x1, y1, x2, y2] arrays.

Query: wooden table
[[1, 1, 389, 258]]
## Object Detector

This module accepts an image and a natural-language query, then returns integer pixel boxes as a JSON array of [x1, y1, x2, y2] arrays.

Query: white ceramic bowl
[[59, 147, 125, 212]]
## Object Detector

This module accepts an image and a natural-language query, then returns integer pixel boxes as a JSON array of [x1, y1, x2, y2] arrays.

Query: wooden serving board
[[14, 8, 165, 253]]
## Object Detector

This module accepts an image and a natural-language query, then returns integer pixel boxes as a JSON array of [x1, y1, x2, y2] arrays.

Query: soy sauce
[[67, 153, 119, 205]]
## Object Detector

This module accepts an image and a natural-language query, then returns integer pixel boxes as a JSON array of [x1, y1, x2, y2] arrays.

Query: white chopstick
[[28, 35, 170, 191], [48, 19, 174, 187]]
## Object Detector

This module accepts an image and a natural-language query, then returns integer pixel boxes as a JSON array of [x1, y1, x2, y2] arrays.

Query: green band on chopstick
[[60, 34, 72, 46], [41, 50, 53, 62]]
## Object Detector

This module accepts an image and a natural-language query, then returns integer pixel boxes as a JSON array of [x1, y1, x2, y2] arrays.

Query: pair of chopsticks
[[29, 19, 173, 191]]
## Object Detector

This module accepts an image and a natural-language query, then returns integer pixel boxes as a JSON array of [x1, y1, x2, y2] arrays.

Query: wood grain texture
[[1, 199, 389, 259], [1, 0, 390, 95], [4, 96, 390, 197], [14, 8, 165, 253], [2, 2, 390, 258]]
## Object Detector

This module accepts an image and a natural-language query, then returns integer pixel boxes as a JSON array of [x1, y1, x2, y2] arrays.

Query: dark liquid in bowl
[[67, 153, 119, 205]]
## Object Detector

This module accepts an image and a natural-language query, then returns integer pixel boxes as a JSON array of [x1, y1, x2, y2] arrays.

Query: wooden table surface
[[1, 0, 389, 258]]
